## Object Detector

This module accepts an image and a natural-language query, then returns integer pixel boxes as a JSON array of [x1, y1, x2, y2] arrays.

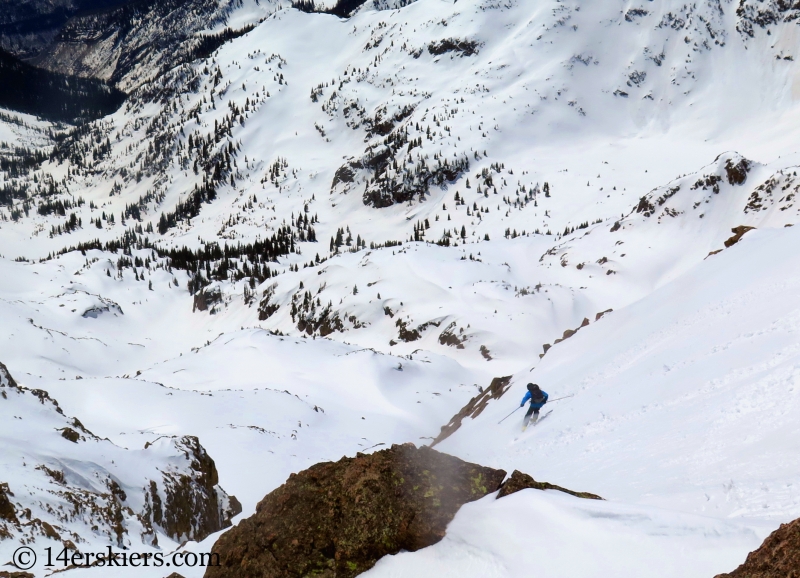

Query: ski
[[519, 410, 553, 433], [533, 409, 553, 426]]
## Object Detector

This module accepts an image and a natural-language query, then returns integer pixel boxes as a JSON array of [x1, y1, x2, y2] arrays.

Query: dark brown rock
[[723, 226, 756, 248], [497, 470, 603, 501], [60, 427, 81, 443], [193, 287, 222, 313], [0, 571, 35, 578], [258, 284, 279, 321], [714, 517, 800, 578], [724, 157, 751, 186], [0, 361, 19, 389], [0, 482, 17, 523], [143, 436, 242, 543], [331, 164, 356, 187], [438, 322, 467, 349], [541, 317, 595, 358], [595, 308, 613, 321], [430, 375, 512, 446], [395, 318, 421, 342], [204, 444, 506, 578], [40, 520, 60, 540], [0, 362, 239, 548]]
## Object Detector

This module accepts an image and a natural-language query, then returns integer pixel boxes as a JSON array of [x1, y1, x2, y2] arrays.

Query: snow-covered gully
[[1, 0, 800, 576]]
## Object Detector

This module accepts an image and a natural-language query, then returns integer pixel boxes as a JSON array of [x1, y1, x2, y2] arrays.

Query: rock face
[[430, 375, 513, 446], [193, 286, 223, 313], [0, 483, 17, 524], [0, 361, 239, 549], [0, 0, 129, 59], [496, 470, 603, 501], [723, 225, 756, 249], [205, 444, 507, 578], [142, 435, 242, 543], [0, 570, 35, 578], [714, 517, 800, 578], [31, 0, 227, 91], [1, 0, 234, 92]]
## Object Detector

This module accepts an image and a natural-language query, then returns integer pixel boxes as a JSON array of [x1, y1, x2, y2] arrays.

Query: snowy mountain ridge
[[1, 0, 800, 576], [0, 361, 240, 552], [5, 0, 800, 261]]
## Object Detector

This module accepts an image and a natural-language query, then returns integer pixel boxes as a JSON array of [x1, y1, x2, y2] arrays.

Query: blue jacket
[[521, 390, 548, 409]]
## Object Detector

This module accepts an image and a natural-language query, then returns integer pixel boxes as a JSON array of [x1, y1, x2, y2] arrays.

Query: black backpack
[[527, 383, 545, 404]]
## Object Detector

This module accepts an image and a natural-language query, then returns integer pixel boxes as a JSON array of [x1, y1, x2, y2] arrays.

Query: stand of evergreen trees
[[291, 0, 368, 19], [187, 25, 257, 62], [51, 213, 315, 294]]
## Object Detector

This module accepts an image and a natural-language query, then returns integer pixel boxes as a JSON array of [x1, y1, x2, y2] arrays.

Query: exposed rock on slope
[[430, 375, 512, 446], [0, 0, 133, 59], [496, 470, 602, 501], [142, 435, 243, 543], [205, 444, 507, 578], [0, 361, 239, 548], [30, 0, 232, 91], [714, 516, 800, 578], [206, 445, 604, 578]]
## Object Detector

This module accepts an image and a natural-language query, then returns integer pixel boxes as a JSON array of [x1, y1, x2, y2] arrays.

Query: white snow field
[[439, 224, 800, 519], [3, 0, 800, 576], [365, 491, 762, 578]]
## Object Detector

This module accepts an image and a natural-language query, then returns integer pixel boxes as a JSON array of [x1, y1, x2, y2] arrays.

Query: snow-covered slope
[[365, 491, 764, 578], [5, 0, 800, 260], [30, 0, 264, 92], [2, 0, 800, 576], [438, 223, 800, 521], [0, 362, 239, 556]]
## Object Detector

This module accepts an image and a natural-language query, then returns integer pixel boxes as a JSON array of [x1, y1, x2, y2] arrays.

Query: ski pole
[[547, 394, 574, 403], [498, 406, 523, 424]]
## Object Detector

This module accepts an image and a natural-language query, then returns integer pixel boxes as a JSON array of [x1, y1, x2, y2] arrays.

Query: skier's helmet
[[527, 383, 540, 393]]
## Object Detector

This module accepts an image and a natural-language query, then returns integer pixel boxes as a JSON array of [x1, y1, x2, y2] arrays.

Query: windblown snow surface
[[3, 0, 800, 576]]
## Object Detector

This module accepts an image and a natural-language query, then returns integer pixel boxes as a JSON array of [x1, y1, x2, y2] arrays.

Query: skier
[[520, 383, 548, 429]]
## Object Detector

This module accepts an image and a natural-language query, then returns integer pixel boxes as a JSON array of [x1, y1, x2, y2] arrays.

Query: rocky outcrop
[[0, 483, 17, 523], [143, 436, 242, 543], [714, 516, 800, 578], [736, 0, 800, 38], [0, 361, 239, 549], [496, 470, 603, 501], [0, 361, 18, 388], [193, 286, 223, 313], [438, 321, 467, 349], [0, 570, 35, 578], [427, 38, 480, 57], [331, 143, 470, 209], [707, 225, 758, 258], [205, 444, 507, 578], [430, 375, 512, 446], [724, 157, 751, 186], [29, 0, 229, 91], [723, 225, 756, 248], [540, 317, 590, 359], [0, 0, 130, 59]]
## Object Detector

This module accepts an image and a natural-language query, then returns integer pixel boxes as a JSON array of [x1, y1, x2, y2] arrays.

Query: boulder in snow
[[205, 443, 507, 578]]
